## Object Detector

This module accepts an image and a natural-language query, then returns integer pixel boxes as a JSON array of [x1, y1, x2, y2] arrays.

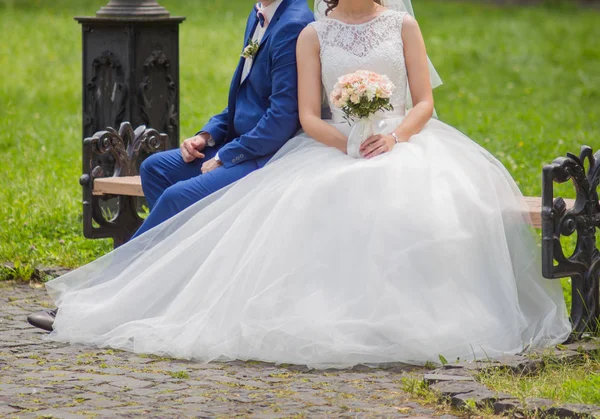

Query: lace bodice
[[309, 10, 408, 123]]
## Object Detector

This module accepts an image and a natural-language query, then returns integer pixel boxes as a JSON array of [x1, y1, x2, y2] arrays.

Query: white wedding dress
[[46, 10, 571, 368]]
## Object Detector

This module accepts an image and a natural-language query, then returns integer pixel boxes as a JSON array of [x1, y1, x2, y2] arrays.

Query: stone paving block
[[0, 383, 21, 392], [119, 371, 167, 381], [429, 380, 496, 404], [423, 373, 475, 384], [0, 340, 40, 349], [566, 340, 600, 353], [546, 403, 600, 418], [84, 397, 131, 409], [248, 413, 286, 419], [1, 385, 42, 397], [0, 405, 21, 416], [19, 409, 89, 419], [181, 395, 211, 404], [149, 382, 190, 392], [107, 376, 156, 390], [124, 387, 160, 397], [86, 406, 154, 416], [81, 383, 127, 395], [493, 397, 524, 415]]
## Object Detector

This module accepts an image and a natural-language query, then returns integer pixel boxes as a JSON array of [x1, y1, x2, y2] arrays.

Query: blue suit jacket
[[199, 0, 314, 168]]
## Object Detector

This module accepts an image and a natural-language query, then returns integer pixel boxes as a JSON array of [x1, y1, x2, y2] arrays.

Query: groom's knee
[[143, 148, 184, 174], [140, 151, 174, 208], [140, 153, 163, 182]]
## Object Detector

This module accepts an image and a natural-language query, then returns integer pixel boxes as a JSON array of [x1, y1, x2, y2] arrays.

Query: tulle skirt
[[46, 116, 571, 368]]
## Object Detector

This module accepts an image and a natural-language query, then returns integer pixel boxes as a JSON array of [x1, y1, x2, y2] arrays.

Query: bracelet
[[390, 132, 400, 144]]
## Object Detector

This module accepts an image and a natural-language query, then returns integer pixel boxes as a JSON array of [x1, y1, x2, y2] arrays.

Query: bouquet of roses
[[330, 70, 395, 122], [330, 70, 396, 158]]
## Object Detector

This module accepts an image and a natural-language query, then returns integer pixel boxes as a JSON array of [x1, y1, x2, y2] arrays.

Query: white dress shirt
[[206, 0, 284, 156], [241, 0, 284, 83]]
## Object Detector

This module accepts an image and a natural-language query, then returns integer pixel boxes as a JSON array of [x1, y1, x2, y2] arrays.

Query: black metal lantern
[[77, 0, 185, 246]]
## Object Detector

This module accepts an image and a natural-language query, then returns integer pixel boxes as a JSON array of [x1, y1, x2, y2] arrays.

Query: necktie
[[255, 3, 268, 28]]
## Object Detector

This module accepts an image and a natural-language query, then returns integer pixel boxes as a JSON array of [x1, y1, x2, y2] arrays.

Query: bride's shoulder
[[384, 8, 415, 26], [298, 16, 333, 41], [297, 23, 320, 51], [399, 12, 418, 26], [396, 13, 422, 39], [304, 18, 327, 32]]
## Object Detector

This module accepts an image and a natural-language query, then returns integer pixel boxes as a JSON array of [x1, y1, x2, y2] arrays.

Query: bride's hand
[[360, 134, 397, 159]]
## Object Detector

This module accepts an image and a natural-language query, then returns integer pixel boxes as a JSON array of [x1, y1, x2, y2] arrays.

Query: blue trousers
[[132, 147, 259, 239]]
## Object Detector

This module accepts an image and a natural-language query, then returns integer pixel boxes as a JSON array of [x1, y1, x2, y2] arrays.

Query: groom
[[132, 0, 314, 239], [26, 0, 314, 332]]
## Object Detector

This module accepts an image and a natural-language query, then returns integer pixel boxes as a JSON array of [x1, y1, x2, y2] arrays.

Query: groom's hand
[[180, 134, 208, 163], [201, 158, 223, 174]]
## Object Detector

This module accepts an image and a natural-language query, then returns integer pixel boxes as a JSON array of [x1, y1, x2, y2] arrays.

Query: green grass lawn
[[479, 348, 600, 406], [401, 346, 600, 410], [0, 0, 599, 408]]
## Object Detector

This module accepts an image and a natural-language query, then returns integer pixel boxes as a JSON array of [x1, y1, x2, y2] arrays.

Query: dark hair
[[322, 0, 383, 15]]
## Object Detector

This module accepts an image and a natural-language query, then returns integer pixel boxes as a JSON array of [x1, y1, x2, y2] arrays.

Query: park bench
[[91, 178, 567, 229], [80, 122, 575, 231], [80, 122, 600, 341]]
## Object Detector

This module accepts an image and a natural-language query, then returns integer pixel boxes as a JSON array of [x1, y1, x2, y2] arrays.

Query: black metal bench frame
[[542, 146, 600, 340], [79, 122, 169, 247]]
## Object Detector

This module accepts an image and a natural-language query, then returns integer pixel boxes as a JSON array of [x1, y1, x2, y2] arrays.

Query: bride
[[41, 0, 571, 368]]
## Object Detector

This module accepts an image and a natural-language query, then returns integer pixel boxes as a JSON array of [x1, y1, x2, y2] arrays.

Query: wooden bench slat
[[523, 196, 543, 229], [92, 176, 144, 197], [91, 176, 576, 229]]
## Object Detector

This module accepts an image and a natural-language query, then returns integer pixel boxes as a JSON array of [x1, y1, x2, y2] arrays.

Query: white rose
[[366, 85, 377, 101]]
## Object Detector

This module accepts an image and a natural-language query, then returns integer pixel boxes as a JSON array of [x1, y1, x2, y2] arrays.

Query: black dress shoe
[[27, 308, 58, 332]]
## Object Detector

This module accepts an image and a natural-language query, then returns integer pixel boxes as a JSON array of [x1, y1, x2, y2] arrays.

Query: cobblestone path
[[0, 283, 461, 418]]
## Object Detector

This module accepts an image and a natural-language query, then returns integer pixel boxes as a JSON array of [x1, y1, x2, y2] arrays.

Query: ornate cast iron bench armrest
[[79, 122, 169, 247], [542, 146, 600, 341]]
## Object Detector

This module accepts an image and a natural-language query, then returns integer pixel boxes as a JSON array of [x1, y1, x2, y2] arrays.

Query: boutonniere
[[241, 40, 260, 60]]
